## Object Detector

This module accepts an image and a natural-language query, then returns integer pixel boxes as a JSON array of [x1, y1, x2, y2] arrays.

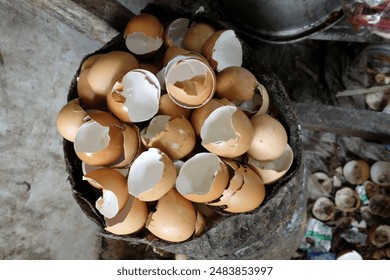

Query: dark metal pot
[[219, 0, 343, 43]]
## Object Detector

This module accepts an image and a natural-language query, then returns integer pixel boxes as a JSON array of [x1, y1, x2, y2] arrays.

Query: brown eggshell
[[201, 105, 254, 158], [247, 114, 288, 161], [194, 210, 206, 237], [108, 124, 141, 168], [247, 144, 294, 185], [107, 69, 161, 123], [87, 51, 139, 98], [176, 152, 229, 203], [158, 94, 192, 119], [83, 168, 129, 219], [80, 54, 103, 73], [202, 29, 243, 72], [74, 111, 123, 166], [127, 148, 176, 201], [56, 98, 87, 142], [182, 22, 216, 53], [165, 57, 216, 109], [140, 115, 196, 160], [216, 66, 257, 101], [77, 68, 106, 109], [139, 62, 160, 75], [208, 160, 265, 213], [162, 46, 187, 66], [104, 195, 148, 235], [146, 189, 196, 242], [163, 17, 191, 48]]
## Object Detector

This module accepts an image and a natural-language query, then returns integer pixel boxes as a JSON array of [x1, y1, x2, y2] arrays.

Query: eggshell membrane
[[164, 18, 190, 48], [56, 98, 87, 142], [247, 144, 293, 185], [74, 111, 123, 166], [247, 114, 288, 161], [146, 189, 196, 242], [80, 54, 103, 73], [107, 69, 161, 123], [202, 30, 243, 72], [128, 148, 176, 201], [124, 14, 164, 55], [87, 51, 139, 97], [165, 57, 216, 108], [105, 195, 148, 235], [158, 94, 192, 119], [83, 168, 129, 219], [216, 66, 257, 101], [182, 22, 216, 53], [208, 160, 265, 213], [200, 105, 254, 158], [176, 152, 229, 203], [77, 69, 106, 108], [108, 124, 141, 168], [141, 115, 196, 160]]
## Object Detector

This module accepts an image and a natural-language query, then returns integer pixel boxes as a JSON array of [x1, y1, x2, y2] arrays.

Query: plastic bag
[[342, 0, 390, 38]]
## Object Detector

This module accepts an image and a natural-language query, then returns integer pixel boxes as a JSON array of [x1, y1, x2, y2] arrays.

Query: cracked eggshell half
[[140, 115, 196, 160], [146, 188, 196, 242], [247, 114, 288, 162], [74, 110, 123, 166], [239, 82, 270, 117], [165, 56, 216, 109], [83, 168, 129, 219], [208, 159, 265, 213], [56, 98, 88, 142], [163, 18, 191, 48], [176, 152, 229, 203], [370, 161, 390, 187], [246, 144, 293, 185], [124, 13, 164, 56], [201, 29, 243, 72], [107, 69, 161, 123], [87, 51, 139, 98], [343, 160, 370, 185], [108, 124, 142, 168], [105, 195, 148, 235], [200, 105, 254, 158], [127, 148, 176, 201]]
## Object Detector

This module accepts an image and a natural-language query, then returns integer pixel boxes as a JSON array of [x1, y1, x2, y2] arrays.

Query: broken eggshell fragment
[[107, 69, 161, 123], [165, 56, 216, 109], [146, 188, 197, 243], [201, 29, 243, 72], [73, 110, 123, 166], [83, 168, 129, 219], [199, 105, 254, 158], [158, 94, 191, 119], [176, 152, 229, 203], [246, 144, 294, 185], [182, 22, 216, 53], [140, 115, 196, 160], [104, 195, 148, 235], [127, 148, 176, 202], [208, 159, 266, 213], [311, 197, 336, 222], [124, 13, 164, 56], [163, 17, 191, 48], [343, 159, 370, 185], [370, 161, 390, 187], [335, 187, 361, 212]]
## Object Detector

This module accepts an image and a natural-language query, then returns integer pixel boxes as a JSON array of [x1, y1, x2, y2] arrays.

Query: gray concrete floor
[[0, 0, 104, 259]]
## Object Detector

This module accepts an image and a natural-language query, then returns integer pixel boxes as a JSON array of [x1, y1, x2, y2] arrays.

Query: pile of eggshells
[[309, 159, 390, 250], [56, 14, 294, 243]]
